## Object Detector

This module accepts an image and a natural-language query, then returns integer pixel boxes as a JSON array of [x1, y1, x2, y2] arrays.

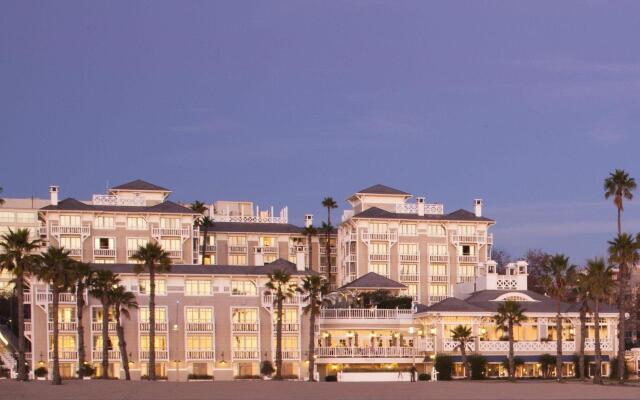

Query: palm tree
[[131, 242, 171, 380], [266, 269, 296, 380], [321, 197, 337, 280], [542, 253, 576, 382], [71, 261, 93, 379], [0, 228, 40, 381], [607, 233, 638, 382], [89, 269, 120, 378], [494, 300, 527, 382], [301, 225, 317, 270], [450, 325, 473, 379], [0, 187, 5, 205], [319, 222, 333, 281], [584, 258, 615, 384], [36, 247, 74, 385], [198, 216, 214, 265], [573, 273, 590, 380], [109, 285, 138, 380], [604, 169, 636, 235], [297, 275, 329, 381]]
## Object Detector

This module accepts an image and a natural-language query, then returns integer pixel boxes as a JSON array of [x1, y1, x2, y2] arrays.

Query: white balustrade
[[91, 321, 118, 332], [255, 246, 278, 253], [203, 245, 217, 252], [429, 255, 449, 263], [429, 295, 448, 304], [232, 323, 259, 332], [212, 215, 286, 223], [457, 276, 475, 283], [167, 250, 183, 258], [138, 322, 168, 332], [48, 321, 78, 331], [68, 248, 83, 257], [395, 203, 444, 215], [458, 255, 479, 264], [584, 338, 612, 351], [319, 308, 414, 320], [316, 346, 430, 358], [274, 323, 300, 332], [186, 350, 216, 360], [369, 253, 389, 261], [361, 231, 398, 242], [399, 274, 420, 282], [229, 245, 248, 253], [139, 350, 169, 360], [429, 275, 449, 283], [262, 293, 303, 307], [93, 249, 116, 257], [281, 350, 300, 360], [49, 350, 78, 360], [186, 322, 214, 332], [399, 254, 419, 262], [24, 292, 32, 303], [50, 225, 91, 236], [92, 350, 121, 361], [232, 349, 259, 360], [92, 194, 145, 206], [151, 227, 191, 237]]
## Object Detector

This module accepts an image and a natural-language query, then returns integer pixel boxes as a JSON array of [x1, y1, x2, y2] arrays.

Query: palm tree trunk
[[326, 208, 331, 282], [593, 299, 602, 384], [617, 263, 626, 383], [461, 344, 469, 380], [101, 299, 109, 378], [617, 206, 621, 236], [149, 267, 156, 380], [275, 296, 283, 380], [579, 307, 586, 380], [555, 305, 563, 382], [508, 322, 515, 382], [115, 309, 130, 380], [16, 271, 27, 381], [52, 287, 61, 385], [201, 231, 207, 265], [76, 283, 86, 379], [308, 310, 316, 381]]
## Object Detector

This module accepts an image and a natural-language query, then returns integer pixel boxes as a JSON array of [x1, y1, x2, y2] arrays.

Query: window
[[92, 307, 115, 322], [399, 243, 417, 255], [233, 335, 258, 350], [403, 284, 418, 299], [231, 280, 257, 296], [428, 244, 448, 256], [186, 307, 212, 323], [458, 265, 475, 277], [60, 236, 81, 250], [93, 335, 119, 350], [229, 236, 246, 246], [229, 254, 247, 266], [273, 308, 298, 324], [160, 238, 181, 251], [94, 237, 114, 250], [400, 264, 418, 275], [399, 223, 417, 236], [458, 225, 476, 235], [49, 306, 75, 322], [140, 335, 167, 351], [127, 238, 148, 253], [427, 224, 446, 237], [430, 263, 448, 276], [273, 335, 298, 350], [187, 335, 213, 351], [369, 263, 389, 276], [93, 259, 115, 264], [259, 236, 276, 247], [430, 284, 448, 296], [264, 254, 277, 263], [139, 307, 167, 323], [369, 222, 388, 233], [203, 254, 215, 265], [232, 308, 257, 323], [94, 216, 114, 229], [160, 218, 180, 229], [50, 334, 76, 351], [60, 215, 81, 227], [459, 245, 476, 256], [370, 242, 388, 254], [127, 217, 147, 230], [0, 212, 14, 223], [139, 279, 166, 295], [185, 279, 212, 296], [16, 212, 36, 224]]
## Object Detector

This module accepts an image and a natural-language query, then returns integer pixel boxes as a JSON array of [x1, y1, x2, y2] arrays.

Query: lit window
[[94, 216, 115, 229], [127, 217, 148, 230], [185, 279, 212, 296], [399, 224, 417, 236], [60, 215, 81, 227], [139, 279, 166, 295], [231, 280, 257, 296], [229, 254, 247, 265], [427, 225, 446, 237]]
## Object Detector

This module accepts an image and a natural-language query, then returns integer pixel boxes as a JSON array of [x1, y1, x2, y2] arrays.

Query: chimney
[[416, 197, 425, 216], [295, 246, 306, 271], [474, 199, 482, 217], [254, 247, 264, 266], [49, 185, 59, 206], [304, 214, 313, 228]]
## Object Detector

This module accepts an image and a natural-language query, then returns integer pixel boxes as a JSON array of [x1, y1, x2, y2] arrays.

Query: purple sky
[[2, 1, 640, 264]]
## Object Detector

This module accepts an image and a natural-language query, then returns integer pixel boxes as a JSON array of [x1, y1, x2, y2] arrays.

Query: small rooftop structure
[[454, 260, 529, 298], [209, 200, 289, 224]]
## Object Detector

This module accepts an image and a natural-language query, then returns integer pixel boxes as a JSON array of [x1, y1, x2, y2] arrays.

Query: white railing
[[584, 338, 613, 351], [429, 255, 449, 263], [369, 253, 389, 261], [139, 350, 169, 360], [68, 248, 83, 257], [429, 275, 449, 283], [319, 308, 414, 320], [152, 227, 191, 237], [346, 254, 357, 263], [93, 194, 145, 206], [274, 323, 300, 332], [395, 203, 444, 215], [255, 246, 278, 253], [24, 321, 32, 332], [24, 292, 32, 303], [92, 350, 121, 361], [458, 255, 479, 264], [400, 274, 420, 282], [429, 295, 448, 304], [50, 225, 91, 236], [50, 350, 78, 360], [262, 293, 303, 306], [281, 350, 300, 360], [91, 321, 117, 332], [212, 215, 287, 224], [186, 350, 215, 360], [232, 323, 259, 332], [48, 321, 77, 331], [316, 346, 430, 358], [186, 322, 214, 332], [36, 292, 79, 304], [343, 232, 358, 242], [319, 266, 337, 274], [319, 247, 337, 255], [203, 245, 217, 252], [479, 340, 509, 352], [457, 276, 475, 283], [476, 340, 578, 353], [289, 245, 307, 254], [444, 340, 474, 352], [93, 249, 116, 257], [229, 245, 248, 253], [399, 254, 419, 262], [127, 249, 138, 257], [232, 349, 259, 360], [138, 322, 168, 332], [362, 232, 398, 242], [167, 250, 183, 258]]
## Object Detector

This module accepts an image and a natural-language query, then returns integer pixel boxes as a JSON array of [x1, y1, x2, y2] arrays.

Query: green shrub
[[609, 357, 630, 380], [325, 374, 338, 382], [260, 360, 275, 377], [279, 374, 298, 380], [188, 374, 212, 380], [234, 375, 261, 380], [34, 367, 48, 378], [77, 364, 95, 377], [468, 354, 487, 380], [418, 373, 431, 381], [434, 355, 453, 380]]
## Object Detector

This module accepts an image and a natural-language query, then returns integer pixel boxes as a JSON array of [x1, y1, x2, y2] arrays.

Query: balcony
[[229, 245, 248, 253], [361, 231, 397, 242], [255, 246, 278, 253], [92, 350, 121, 361], [139, 350, 169, 360], [93, 249, 116, 257], [91, 321, 117, 332], [346, 254, 357, 263], [49, 350, 78, 361], [202, 245, 217, 252], [232, 349, 259, 360], [429, 275, 449, 283], [186, 322, 214, 332], [127, 249, 138, 258], [151, 227, 191, 237], [319, 308, 414, 320], [429, 255, 449, 263], [399, 254, 419, 263], [457, 276, 475, 283], [24, 292, 31, 303], [186, 350, 215, 360], [167, 250, 183, 259], [273, 323, 300, 332], [68, 248, 83, 257], [458, 255, 479, 264], [289, 245, 307, 254], [281, 350, 300, 360], [262, 293, 303, 307], [48, 321, 78, 332], [319, 266, 337, 274], [429, 295, 448, 304], [584, 338, 613, 351], [319, 246, 337, 255], [369, 253, 389, 262], [50, 225, 91, 236], [316, 346, 431, 358], [36, 292, 80, 304], [399, 274, 419, 282], [138, 322, 168, 332], [477, 340, 577, 353], [232, 322, 259, 332]]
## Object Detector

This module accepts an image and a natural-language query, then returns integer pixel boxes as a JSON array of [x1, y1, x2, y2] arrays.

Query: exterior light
[[480, 327, 487, 335], [331, 364, 338, 370], [313, 354, 318, 359], [322, 332, 329, 338], [173, 323, 179, 331], [346, 331, 354, 338], [393, 332, 400, 338], [569, 328, 575, 335], [418, 329, 423, 336], [408, 327, 415, 335], [430, 327, 436, 335]]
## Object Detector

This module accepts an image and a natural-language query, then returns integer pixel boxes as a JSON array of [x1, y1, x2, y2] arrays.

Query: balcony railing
[[229, 245, 248, 253], [281, 350, 300, 360], [369, 253, 389, 261], [319, 266, 337, 274], [319, 308, 414, 320], [186, 322, 214, 332], [49, 350, 78, 360], [24, 292, 31, 303], [151, 227, 191, 237], [289, 245, 307, 254], [139, 350, 169, 360], [48, 321, 77, 332], [399, 254, 419, 262], [319, 247, 337, 255], [429, 295, 448, 304], [399, 274, 419, 282], [24, 320, 32, 332], [262, 293, 303, 307], [458, 255, 479, 264], [50, 225, 91, 236], [68, 248, 83, 257], [477, 340, 577, 353], [202, 245, 217, 252], [429, 255, 449, 263], [316, 346, 430, 358], [273, 323, 300, 332], [346, 254, 357, 263], [457, 276, 475, 283], [167, 250, 183, 258], [232, 322, 259, 332], [255, 246, 278, 253], [186, 350, 215, 360], [584, 338, 613, 351], [92, 350, 121, 361], [36, 292, 80, 304], [91, 321, 117, 332], [138, 322, 168, 332], [361, 232, 397, 242], [93, 249, 116, 257], [429, 275, 449, 283], [232, 349, 259, 360]]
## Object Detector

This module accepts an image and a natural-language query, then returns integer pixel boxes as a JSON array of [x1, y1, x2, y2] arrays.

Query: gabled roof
[[111, 179, 170, 192], [356, 184, 411, 196], [41, 198, 94, 211], [41, 198, 197, 215], [427, 297, 486, 313], [351, 206, 494, 222], [204, 222, 305, 235], [339, 272, 406, 290], [144, 201, 195, 214]]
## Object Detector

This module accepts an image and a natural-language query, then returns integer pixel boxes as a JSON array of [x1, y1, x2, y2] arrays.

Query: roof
[[204, 222, 305, 234], [111, 179, 170, 192], [356, 184, 411, 196], [339, 272, 406, 290], [426, 297, 486, 313], [41, 198, 196, 214], [89, 259, 317, 277], [352, 206, 494, 222]]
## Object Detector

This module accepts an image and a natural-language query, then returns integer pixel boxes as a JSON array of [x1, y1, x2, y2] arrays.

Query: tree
[[608, 233, 638, 382], [573, 272, 590, 380], [297, 275, 329, 381], [0, 187, 4, 205], [266, 269, 296, 380], [131, 242, 171, 380], [450, 325, 473, 379], [0, 228, 40, 381], [70, 262, 93, 379], [584, 258, 615, 384], [198, 216, 214, 265], [604, 169, 636, 235], [301, 225, 317, 271], [321, 197, 337, 281], [35, 247, 74, 385], [541, 253, 576, 382], [491, 248, 512, 274], [494, 300, 527, 382], [109, 285, 138, 380], [523, 249, 551, 294], [319, 222, 333, 281], [189, 200, 207, 215], [89, 269, 120, 378]]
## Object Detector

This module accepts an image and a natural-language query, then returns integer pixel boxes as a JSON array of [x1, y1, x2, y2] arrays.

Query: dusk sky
[[2, 1, 640, 264]]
